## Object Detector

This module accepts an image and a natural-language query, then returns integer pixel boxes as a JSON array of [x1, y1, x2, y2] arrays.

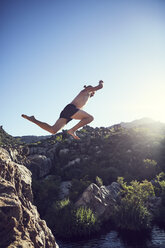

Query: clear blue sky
[[1, 0, 165, 136]]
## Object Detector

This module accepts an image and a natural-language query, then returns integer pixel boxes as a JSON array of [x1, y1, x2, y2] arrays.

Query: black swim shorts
[[59, 104, 79, 123]]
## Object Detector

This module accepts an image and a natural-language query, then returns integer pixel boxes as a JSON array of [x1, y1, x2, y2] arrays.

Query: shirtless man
[[22, 80, 104, 139]]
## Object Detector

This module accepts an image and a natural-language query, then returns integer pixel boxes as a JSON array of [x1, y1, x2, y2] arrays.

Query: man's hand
[[99, 80, 104, 85], [84, 81, 104, 92], [99, 80, 104, 89]]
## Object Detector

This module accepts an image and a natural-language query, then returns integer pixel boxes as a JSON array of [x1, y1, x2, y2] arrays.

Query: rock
[[0, 147, 58, 248], [8, 148, 19, 162], [28, 146, 47, 155], [26, 154, 53, 179], [64, 158, 81, 169], [75, 182, 121, 221], [59, 148, 69, 157], [59, 181, 72, 200], [86, 137, 91, 146], [46, 144, 58, 160], [95, 146, 99, 151]]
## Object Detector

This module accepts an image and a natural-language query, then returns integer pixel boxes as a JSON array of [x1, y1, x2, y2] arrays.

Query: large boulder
[[64, 158, 81, 169], [75, 182, 121, 221], [26, 154, 53, 179], [0, 147, 58, 248]]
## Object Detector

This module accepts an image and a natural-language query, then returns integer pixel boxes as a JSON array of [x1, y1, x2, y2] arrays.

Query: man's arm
[[84, 80, 104, 92]]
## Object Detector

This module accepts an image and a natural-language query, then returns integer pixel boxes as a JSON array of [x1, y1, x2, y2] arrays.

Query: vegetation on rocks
[[113, 177, 154, 231], [1, 118, 165, 240], [45, 199, 100, 239], [154, 172, 165, 226]]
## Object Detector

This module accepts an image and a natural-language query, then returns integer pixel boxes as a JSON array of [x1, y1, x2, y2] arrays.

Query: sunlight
[[138, 85, 165, 123]]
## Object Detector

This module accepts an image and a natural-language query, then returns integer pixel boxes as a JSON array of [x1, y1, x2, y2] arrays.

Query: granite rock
[[0, 147, 58, 248], [26, 154, 53, 179], [75, 182, 121, 221]]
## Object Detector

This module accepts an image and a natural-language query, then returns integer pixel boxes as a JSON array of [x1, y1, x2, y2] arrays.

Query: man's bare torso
[[71, 89, 91, 109]]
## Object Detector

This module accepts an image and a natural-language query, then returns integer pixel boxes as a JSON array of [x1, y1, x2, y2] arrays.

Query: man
[[22, 80, 104, 139]]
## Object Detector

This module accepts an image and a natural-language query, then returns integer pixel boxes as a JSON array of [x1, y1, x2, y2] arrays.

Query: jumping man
[[22, 80, 104, 140]]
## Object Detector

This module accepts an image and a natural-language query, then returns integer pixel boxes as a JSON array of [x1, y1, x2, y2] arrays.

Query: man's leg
[[22, 114, 67, 134], [67, 110, 94, 139]]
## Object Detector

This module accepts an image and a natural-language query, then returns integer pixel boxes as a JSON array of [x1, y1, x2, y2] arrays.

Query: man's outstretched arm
[[84, 80, 104, 92]]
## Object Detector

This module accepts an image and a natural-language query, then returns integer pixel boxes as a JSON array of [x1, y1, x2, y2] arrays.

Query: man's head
[[84, 85, 92, 89]]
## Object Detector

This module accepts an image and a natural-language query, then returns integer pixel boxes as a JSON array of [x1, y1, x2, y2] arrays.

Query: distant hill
[[118, 118, 165, 136], [120, 117, 165, 129], [16, 135, 51, 144]]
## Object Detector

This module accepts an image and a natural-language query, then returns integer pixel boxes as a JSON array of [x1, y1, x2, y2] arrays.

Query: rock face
[[26, 155, 53, 179], [0, 148, 58, 248], [75, 182, 121, 221]]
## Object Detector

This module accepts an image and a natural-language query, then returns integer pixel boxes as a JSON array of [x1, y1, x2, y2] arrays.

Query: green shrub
[[96, 176, 103, 187], [74, 206, 100, 237], [99, 167, 119, 185], [45, 199, 100, 239], [46, 199, 73, 236], [154, 174, 165, 226], [69, 178, 91, 202], [159, 180, 165, 205], [32, 176, 61, 216], [142, 159, 158, 179], [113, 178, 154, 231]]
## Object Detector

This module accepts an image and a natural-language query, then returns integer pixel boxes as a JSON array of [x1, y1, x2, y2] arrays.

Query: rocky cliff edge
[[0, 147, 58, 248]]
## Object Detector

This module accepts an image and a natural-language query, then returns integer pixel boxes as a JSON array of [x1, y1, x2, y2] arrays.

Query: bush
[[95, 176, 103, 187], [69, 178, 91, 202], [142, 159, 158, 179], [74, 206, 100, 237], [99, 167, 119, 185], [45, 199, 100, 239], [154, 173, 165, 226], [32, 176, 61, 216], [113, 178, 154, 231]]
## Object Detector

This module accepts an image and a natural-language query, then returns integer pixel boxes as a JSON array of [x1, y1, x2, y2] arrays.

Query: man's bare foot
[[21, 114, 36, 123], [67, 130, 80, 140]]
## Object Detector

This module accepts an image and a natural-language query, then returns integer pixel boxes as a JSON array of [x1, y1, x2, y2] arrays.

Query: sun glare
[[139, 85, 165, 123]]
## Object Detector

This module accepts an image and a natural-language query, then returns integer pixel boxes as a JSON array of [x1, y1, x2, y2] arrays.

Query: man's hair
[[84, 85, 92, 89]]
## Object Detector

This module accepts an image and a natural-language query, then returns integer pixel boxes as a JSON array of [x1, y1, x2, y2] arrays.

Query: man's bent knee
[[87, 115, 94, 123], [49, 127, 57, 135], [51, 130, 56, 135]]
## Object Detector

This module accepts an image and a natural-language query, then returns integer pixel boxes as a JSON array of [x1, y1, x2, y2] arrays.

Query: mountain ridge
[[13, 117, 165, 144], [120, 117, 165, 129]]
